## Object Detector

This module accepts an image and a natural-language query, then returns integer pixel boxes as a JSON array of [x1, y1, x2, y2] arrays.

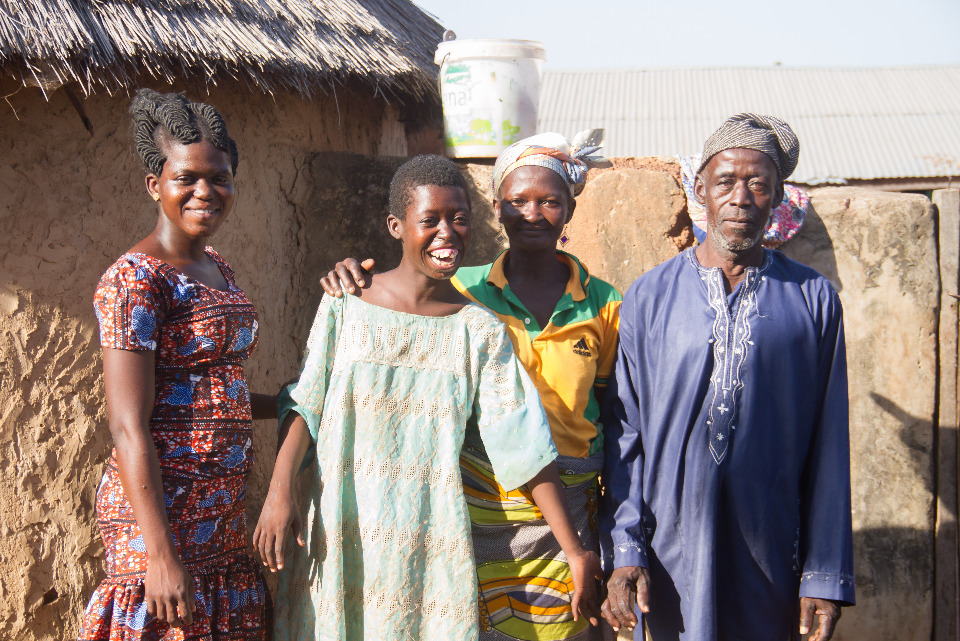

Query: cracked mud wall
[[1, 116, 941, 641], [0, 82, 407, 640]]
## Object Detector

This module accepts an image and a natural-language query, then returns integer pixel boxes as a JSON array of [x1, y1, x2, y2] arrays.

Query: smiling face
[[494, 166, 575, 252], [146, 139, 235, 240], [389, 184, 471, 280], [694, 148, 782, 255]]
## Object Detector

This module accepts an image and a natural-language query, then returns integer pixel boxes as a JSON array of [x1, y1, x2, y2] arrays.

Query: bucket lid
[[435, 39, 546, 64]]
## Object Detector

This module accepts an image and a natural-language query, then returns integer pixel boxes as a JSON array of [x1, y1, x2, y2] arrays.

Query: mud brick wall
[[0, 137, 938, 641], [0, 86, 408, 640]]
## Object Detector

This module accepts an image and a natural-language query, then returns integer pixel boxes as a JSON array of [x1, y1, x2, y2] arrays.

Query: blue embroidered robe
[[601, 248, 855, 641]]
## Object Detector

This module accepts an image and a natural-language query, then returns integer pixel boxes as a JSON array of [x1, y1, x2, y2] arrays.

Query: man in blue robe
[[599, 114, 855, 641]]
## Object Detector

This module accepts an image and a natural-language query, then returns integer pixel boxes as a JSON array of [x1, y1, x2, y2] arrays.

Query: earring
[[495, 223, 508, 247], [559, 225, 571, 247], [152, 193, 159, 202]]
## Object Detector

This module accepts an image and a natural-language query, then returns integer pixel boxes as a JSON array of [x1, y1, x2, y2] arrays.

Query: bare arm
[[528, 463, 603, 626], [319, 258, 376, 297], [254, 410, 313, 571], [102, 348, 195, 627]]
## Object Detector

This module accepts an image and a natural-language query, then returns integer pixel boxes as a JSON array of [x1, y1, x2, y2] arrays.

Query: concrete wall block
[[782, 187, 939, 641], [563, 168, 691, 293], [933, 188, 960, 641]]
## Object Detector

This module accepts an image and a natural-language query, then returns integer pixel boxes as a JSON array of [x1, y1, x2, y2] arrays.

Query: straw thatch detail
[[0, 0, 444, 103]]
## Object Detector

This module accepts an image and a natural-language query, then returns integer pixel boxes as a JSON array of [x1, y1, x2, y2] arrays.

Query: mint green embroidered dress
[[274, 294, 558, 641]]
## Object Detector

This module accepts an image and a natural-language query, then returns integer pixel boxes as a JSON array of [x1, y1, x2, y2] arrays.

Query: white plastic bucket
[[434, 39, 546, 158]]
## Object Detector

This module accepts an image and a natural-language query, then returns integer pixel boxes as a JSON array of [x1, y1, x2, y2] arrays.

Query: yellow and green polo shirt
[[453, 250, 621, 457]]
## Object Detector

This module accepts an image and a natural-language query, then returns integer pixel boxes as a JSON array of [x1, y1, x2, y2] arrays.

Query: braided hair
[[129, 88, 239, 176]]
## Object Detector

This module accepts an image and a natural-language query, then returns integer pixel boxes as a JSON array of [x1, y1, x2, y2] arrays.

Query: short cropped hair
[[388, 154, 469, 219], [129, 88, 239, 176]]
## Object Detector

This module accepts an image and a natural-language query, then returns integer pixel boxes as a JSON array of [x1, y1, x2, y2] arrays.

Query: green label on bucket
[[502, 119, 522, 145], [444, 63, 471, 85], [446, 118, 496, 146]]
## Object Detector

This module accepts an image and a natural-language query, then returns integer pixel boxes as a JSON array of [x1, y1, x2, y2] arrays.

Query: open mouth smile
[[427, 247, 460, 269]]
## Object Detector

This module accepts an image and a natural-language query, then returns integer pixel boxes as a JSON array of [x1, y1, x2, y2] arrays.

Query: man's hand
[[799, 597, 841, 641], [319, 258, 375, 297], [600, 565, 651, 632]]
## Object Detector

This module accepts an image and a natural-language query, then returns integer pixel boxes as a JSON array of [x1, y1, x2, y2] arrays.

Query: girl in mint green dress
[[254, 156, 602, 641]]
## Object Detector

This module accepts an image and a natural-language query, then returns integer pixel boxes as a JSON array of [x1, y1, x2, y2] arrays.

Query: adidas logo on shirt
[[572, 337, 591, 357]]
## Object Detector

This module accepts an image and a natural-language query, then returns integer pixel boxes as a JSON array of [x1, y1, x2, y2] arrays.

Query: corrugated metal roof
[[538, 67, 960, 184]]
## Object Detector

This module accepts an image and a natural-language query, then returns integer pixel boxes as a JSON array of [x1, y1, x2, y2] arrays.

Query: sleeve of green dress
[[289, 293, 343, 441], [277, 383, 321, 472], [473, 324, 558, 491]]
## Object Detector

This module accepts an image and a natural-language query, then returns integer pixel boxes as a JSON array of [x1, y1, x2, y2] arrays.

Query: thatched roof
[[0, 0, 444, 103]]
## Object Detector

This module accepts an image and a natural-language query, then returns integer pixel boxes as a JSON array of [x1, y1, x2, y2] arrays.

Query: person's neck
[[695, 240, 765, 293], [502, 247, 567, 289], [143, 224, 210, 265], [390, 260, 459, 305]]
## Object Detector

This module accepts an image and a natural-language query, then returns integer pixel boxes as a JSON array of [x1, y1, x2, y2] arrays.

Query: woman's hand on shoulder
[[567, 547, 603, 626], [320, 258, 375, 297], [145, 553, 196, 628], [253, 485, 304, 573]]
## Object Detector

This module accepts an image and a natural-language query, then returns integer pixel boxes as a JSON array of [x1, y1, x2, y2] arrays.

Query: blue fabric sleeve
[[798, 287, 856, 605], [290, 294, 342, 427], [473, 324, 558, 492], [599, 288, 649, 573]]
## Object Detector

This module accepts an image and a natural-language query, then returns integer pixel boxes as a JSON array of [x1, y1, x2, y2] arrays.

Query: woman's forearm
[[102, 348, 180, 561], [530, 463, 603, 624], [112, 429, 180, 559], [270, 412, 313, 491], [250, 392, 278, 421], [528, 463, 587, 558]]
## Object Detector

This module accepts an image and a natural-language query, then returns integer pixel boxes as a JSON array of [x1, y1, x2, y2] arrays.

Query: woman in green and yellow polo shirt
[[321, 135, 620, 641]]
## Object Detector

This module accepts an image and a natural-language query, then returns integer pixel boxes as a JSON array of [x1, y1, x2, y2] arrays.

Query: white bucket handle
[[436, 51, 450, 99]]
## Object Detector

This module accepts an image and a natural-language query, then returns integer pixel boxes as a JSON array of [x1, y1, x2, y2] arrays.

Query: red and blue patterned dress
[[79, 248, 271, 641]]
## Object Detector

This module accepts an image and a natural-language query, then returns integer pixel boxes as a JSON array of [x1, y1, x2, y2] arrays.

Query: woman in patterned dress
[[253, 155, 602, 641], [78, 89, 273, 640]]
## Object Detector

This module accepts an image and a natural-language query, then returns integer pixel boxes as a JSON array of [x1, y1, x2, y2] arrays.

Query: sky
[[413, 0, 960, 69]]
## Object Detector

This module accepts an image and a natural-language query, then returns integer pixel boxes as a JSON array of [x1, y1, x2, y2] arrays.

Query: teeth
[[430, 249, 457, 259]]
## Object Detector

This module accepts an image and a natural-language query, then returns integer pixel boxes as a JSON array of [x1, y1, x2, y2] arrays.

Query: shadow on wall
[[871, 392, 947, 517], [780, 204, 843, 292], [834, 393, 937, 641], [849, 526, 933, 637], [291, 152, 504, 347]]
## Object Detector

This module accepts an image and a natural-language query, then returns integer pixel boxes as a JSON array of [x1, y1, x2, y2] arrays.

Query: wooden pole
[[934, 188, 960, 641]]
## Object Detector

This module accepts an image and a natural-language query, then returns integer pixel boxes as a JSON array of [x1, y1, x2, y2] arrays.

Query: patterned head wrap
[[698, 113, 800, 180], [492, 130, 605, 198]]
